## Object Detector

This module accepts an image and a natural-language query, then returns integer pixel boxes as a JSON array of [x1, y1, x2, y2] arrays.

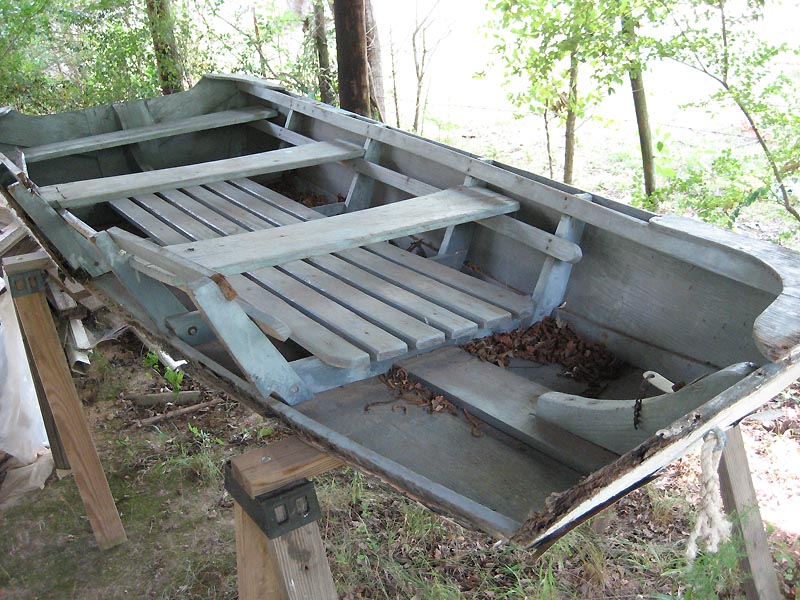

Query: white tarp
[[0, 288, 47, 464]]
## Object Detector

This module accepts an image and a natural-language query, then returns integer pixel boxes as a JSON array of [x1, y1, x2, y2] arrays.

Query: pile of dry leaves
[[462, 316, 624, 384], [376, 367, 484, 436]]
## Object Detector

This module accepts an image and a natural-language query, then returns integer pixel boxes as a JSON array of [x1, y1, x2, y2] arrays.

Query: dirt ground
[[0, 327, 798, 599]]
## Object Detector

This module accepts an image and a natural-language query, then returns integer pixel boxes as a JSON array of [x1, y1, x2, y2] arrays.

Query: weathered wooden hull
[[2, 74, 798, 546]]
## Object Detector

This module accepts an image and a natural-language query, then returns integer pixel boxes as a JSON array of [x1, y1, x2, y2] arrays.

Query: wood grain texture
[[300, 377, 582, 524], [535, 363, 755, 455], [240, 80, 795, 297], [25, 107, 277, 163], [166, 186, 519, 274], [268, 522, 338, 600], [719, 426, 782, 600], [110, 194, 371, 368], [235, 503, 288, 600], [476, 215, 582, 263], [231, 437, 342, 497], [12, 289, 126, 549], [398, 347, 618, 474], [40, 140, 364, 208]]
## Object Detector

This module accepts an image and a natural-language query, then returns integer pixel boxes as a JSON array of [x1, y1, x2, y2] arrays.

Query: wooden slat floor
[[110, 177, 533, 368]]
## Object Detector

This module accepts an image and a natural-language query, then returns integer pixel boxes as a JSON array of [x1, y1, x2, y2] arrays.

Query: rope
[[686, 428, 732, 562]]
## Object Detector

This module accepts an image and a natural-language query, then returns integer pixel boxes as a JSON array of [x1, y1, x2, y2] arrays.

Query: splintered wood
[[377, 367, 484, 437], [462, 316, 624, 385]]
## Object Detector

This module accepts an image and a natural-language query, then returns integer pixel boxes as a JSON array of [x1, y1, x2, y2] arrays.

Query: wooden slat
[[166, 186, 520, 275], [25, 107, 278, 163], [476, 215, 582, 263], [718, 426, 782, 600], [398, 347, 618, 475], [142, 190, 410, 360], [110, 196, 371, 368], [161, 187, 442, 349], [231, 436, 342, 497], [225, 178, 517, 330], [128, 192, 408, 363], [337, 247, 512, 329], [128, 192, 395, 365], [278, 260, 444, 350], [198, 182, 480, 338], [40, 140, 365, 208], [367, 242, 533, 319]]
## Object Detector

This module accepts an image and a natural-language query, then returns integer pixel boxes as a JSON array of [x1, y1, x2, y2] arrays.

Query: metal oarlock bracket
[[6, 269, 45, 298], [224, 461, 322, 539]]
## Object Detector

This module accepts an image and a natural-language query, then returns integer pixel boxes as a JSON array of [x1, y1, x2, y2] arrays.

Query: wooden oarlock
[[2, 250, 127, 550], [226, 436, 342, 600]]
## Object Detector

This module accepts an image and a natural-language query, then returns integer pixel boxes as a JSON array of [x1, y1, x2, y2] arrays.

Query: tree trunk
[[313, 0, 335, 105], [623, 15, 656, 197], [563, 51, 579, 184], [364, 0, 385, 120], [145, 0, 184, 95], [629, 68, 656, 196], [333, 0, 370, 116]]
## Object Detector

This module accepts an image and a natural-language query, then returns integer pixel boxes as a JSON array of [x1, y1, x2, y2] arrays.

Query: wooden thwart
[[166, 186, 520, 275], [23, 107, 278, 163], [39, 140, 365, 209]]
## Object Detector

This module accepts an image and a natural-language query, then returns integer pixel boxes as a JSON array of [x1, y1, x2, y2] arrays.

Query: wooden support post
[[3, 251, 127, 550], [718, 425, 781, 600], [228, 436, 342, 600]]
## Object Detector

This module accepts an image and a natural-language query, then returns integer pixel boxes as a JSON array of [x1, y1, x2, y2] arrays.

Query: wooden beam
[[39, 140, 365, 209], [24, 107, 278, 163], [477, 215, 582, 264], [3, 255, 126, 550], [719, 425, 781, 600], [530, 213, 586, 323], [166, 186, 519, 275], [231, 437, 340, 600], [231, 437, 343, 498]]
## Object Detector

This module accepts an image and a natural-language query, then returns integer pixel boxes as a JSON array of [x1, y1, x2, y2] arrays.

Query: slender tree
[[313, 0, 335, 104], [623, 14, 656, 196], [145, 0, 184, 95], [365, 0, 385, 120], [333, 0, 370, 116]]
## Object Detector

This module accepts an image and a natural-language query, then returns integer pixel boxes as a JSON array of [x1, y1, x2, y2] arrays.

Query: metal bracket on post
[[224, 462, 322, 539], [6, 269, 46, 297]]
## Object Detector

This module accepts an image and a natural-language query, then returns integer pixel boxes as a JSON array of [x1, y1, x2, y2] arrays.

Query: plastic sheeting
[[0, 289, 47, 465]]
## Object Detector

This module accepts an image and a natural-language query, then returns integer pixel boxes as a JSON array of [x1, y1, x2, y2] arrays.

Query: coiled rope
[[686, 428, 731, 562]]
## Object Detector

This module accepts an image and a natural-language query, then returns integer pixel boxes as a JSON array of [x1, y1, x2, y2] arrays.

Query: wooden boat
[[1, 74, 799, 549]]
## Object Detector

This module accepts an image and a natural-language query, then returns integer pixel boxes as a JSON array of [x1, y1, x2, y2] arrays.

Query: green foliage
[[653, 0, 800, 224], [143, 350, 184, 395], [1, 0, 163, 112], [158, 423, 224, 484], [656, 536, 744, 600]]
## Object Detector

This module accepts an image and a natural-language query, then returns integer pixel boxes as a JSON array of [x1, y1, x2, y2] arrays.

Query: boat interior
[[2, 74, 799, 545]]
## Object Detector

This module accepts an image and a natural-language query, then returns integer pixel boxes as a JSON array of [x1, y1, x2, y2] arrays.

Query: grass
[[2, 341, 798, 599]]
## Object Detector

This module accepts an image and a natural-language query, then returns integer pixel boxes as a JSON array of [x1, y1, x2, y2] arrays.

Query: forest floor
[[0, 324, 798, 599]]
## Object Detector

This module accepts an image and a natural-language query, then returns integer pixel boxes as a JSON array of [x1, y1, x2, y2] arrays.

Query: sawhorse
[[2, 250, 126, 550], [226, 436, 342, 600]]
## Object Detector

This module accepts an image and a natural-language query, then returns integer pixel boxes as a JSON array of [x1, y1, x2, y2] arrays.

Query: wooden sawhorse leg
[[719, 424, 781, 599], [3, 251, 127, 550], [226, 436, 342, 600]]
